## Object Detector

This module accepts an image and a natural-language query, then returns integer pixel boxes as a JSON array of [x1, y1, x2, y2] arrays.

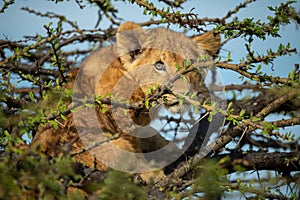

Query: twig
[[216, 62, 294, 85], [236, 126, 248, 147], [158, 0, 186, 8], [221, 0, 257, 22], [21, 7, 80, 30], [0, 0, 14, 13], [255, 92, 297, 119]]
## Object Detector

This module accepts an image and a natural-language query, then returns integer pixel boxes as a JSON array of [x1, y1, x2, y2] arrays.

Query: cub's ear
[[116, 22, 144, 68], [192, 31, 221, 57], [117, 21, 142, 32]]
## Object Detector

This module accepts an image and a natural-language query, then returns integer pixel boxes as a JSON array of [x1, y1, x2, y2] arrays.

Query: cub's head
[[112, 22, 220, 113], [72, 22, 222, 171]]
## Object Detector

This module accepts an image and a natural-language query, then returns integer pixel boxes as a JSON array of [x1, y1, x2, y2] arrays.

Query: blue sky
[[1, 0, 299, 81], [1, 0, 299, 137]]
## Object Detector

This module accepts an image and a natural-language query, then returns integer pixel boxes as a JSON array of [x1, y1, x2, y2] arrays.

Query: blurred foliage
[[97, 170, 147, 200], [0, 141, 78, 199]]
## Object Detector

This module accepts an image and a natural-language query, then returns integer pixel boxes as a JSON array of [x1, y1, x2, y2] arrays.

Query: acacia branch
[[0, 0, 14, 13], [155, 151, 300, 192], [158, 0, 186, 8], [270, 117, 300, 128], [216, 62, 293, 85], [221, 0, 257, 22], [21, 7, 80, 30], [219, 151, 300, 173], [255, 92, 297, 119], [223, 182, 291, 200], [246, 134, 300, 151], [133, 0, 222, 30]]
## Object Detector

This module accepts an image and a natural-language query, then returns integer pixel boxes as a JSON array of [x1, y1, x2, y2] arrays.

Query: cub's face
[[70, 22, 222, 172], [115, 23, 219, 112]]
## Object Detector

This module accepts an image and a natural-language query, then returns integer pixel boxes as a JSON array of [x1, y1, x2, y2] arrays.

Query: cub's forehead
[[140, 27, 206, 58]]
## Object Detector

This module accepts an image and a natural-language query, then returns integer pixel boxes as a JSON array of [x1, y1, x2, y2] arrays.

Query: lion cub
[[32, 22, 220, 184]]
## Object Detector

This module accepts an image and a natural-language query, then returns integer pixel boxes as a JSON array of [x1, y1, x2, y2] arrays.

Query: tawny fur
[[31, 22, 220, 183]]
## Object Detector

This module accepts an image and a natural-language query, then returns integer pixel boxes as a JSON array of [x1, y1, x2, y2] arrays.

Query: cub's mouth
[[161, 93, 189, 113], [138, 81, 192, 114]]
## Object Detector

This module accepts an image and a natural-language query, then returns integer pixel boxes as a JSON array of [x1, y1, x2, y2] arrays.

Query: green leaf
[[227, 102, 233, 110], [226, 51, 233, 62], [251, 117, 261, 122], [85, 103, 94, 108], [239, 109, 246, 117], [29, 92, 35, 102], [256, 64, 262, 73], [49, 120, 58, 130], [145, 99, 149, 109], [184, 59, 191, 68], [60, 114, 66, 121]]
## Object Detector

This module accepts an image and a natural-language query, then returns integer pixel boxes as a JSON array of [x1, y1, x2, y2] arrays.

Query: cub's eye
[[154, 61, 166, 71]]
